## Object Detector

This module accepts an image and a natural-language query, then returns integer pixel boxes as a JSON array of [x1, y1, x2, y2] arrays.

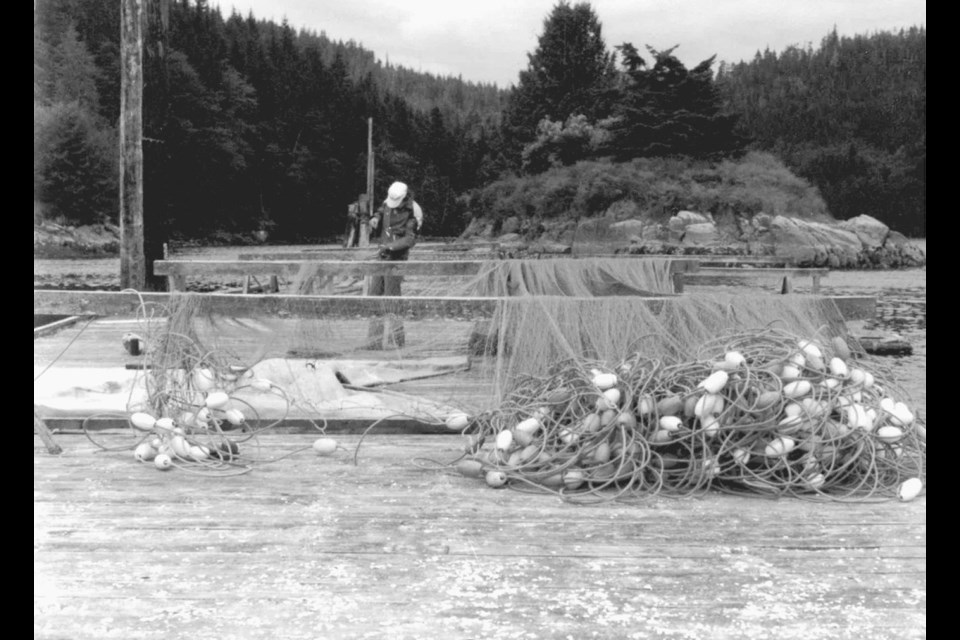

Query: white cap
[[385, 182, 408, 208]]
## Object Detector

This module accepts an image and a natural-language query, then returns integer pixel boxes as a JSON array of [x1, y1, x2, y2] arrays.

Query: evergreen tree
[[604, 44, 744, 160], [501, 1, 618, 171]]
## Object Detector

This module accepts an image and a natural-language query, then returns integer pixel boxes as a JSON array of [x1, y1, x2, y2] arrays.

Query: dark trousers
[[366, 263, 405, 348]]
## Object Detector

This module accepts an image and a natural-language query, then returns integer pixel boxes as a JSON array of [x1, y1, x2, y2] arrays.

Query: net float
[[764, 436, 796, 457], [134, 442, 156, 462], [540, 473, 564, 488], [456, 459, 484, 478], [701, 415, 720, 437], [563, 469, 585, 490], [445, 412, 470, 431], [193, 367, 217, 391], [784, 402, 803, 418], [495, 430, 514, 451], [755, 390, 782, 410], [154, 417, 175, 431], [559, 428, 579, 445], [599, 409, 618, 427], [800, 398, 828, 416], [890, 402, 914, 427], [591, 370, 618, 390], [224, 409, 246, 426], [731, 448, 750, 465], [513, 428, 534, 446], [876, 426, 904, 443], [129, 412, 156, 432], [783, 380, 812, 398], [650, 429, 672, 444], [188, 445, 210, 461], [601, 387, 621, 407], [154, 454, 173, 470], [545, 387, 573, 405], [694, 393, 724, 418], [205, 391, 230, 409], [659, 416, 682, 432], [515, 417, 542, 435], [250, 378, 273, 392], [897, 477, 923, 502], [805, 473, 826, 489], [829, 357, 849, 378], [849, 368, 867, 386], [637, 395, 656, 416], [578, 413, 601, 433], [312, 438, 338, 455], [788, 352, 806, 368], [169, 435, 190, 458], [780, 364, 802, 381], [657, 395, 683, 416], [698, 370, 729, 394], [591, 441, 611, 463], [832, 336, 852, 359], [724, 351, 746, 367], [519, 444, 541, 464], [484, 470, 507, 488], [798, 339, 823, 360], [616, 411, 637, 429]]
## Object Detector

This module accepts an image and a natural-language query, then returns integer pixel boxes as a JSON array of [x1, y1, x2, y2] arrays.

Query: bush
[[462, 152, 829, 231]]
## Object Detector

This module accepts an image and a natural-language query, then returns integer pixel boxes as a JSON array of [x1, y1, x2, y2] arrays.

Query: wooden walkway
[[35, 432, 926, 640]]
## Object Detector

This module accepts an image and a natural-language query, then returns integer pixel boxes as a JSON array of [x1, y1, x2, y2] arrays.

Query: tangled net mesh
[[94, 258, 924, 500], [449, 324, 925, 503]]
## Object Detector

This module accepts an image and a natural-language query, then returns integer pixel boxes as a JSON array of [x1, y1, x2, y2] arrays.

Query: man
[[364, 181, 422, 349]]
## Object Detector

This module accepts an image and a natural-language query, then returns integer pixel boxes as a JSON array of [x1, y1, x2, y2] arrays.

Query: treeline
[[34, 0, 507, 241], [716, 27, 926, 236], [34, 0, 925, 242]]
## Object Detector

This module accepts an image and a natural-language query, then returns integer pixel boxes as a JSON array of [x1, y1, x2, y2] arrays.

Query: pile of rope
[[447, 327, 926, 503]]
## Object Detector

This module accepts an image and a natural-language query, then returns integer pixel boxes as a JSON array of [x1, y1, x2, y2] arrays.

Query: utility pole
[[119, 0, 145, 289]]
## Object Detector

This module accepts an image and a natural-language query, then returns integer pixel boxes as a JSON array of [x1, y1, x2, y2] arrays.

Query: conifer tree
[[501, 1, 618, 170]]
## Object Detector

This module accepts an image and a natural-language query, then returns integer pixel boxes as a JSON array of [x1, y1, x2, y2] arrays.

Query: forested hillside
[[34, 0, 925, 244], [716, 27, 925, 236]]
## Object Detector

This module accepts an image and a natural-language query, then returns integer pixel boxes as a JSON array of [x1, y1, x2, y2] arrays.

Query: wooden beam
[[119, 0, 145, 290], [33, 290, 877, 322], [34, 412, 63, 455]]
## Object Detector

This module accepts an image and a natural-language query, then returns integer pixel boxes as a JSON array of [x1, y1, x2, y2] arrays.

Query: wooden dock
[[35, 432, 925, 640], [34, 248, 924, 639]]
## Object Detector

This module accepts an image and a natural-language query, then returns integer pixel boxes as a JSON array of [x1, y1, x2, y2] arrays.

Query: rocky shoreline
[[465, 212, 926, 269]]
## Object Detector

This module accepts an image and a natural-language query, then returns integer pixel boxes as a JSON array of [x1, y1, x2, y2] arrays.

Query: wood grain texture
[[35, 433, 925, 640]]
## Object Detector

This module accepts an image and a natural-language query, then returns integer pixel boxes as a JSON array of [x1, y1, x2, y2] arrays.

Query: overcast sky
[[212, 0, 925, 88]]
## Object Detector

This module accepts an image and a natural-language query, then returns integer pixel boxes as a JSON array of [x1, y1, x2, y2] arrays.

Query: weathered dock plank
[[34, 433, 926, 640], [33, 289, 877, 321]]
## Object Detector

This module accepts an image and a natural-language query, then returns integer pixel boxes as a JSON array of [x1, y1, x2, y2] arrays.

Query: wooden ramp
[[35, 432, 926, 640]]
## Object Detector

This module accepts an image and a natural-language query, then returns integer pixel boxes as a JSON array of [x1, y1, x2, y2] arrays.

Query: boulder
[[757, 216, 863, 267], [682, 222, 718, 245], [838, 215, 889, 250]]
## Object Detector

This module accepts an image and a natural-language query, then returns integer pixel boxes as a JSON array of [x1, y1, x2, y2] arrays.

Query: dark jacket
[[373, 198, 419, 260]]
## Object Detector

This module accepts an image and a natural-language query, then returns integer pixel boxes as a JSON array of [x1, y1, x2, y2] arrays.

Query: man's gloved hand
[[378, 247, 392, 260]]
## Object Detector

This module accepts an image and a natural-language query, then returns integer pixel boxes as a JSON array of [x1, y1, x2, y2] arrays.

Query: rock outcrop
[[463, 211, 925, 268]]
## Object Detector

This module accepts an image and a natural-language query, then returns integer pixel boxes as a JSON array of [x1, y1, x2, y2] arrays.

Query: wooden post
[[142, 0, 169, 291], [34, 412, 62, 455], [359, 118, 374, 248], [119, 0, 145, 290]]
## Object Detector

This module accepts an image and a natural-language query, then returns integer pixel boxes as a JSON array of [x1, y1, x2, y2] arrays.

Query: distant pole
[[360, 117, 374, 247], [119, 0, 145, 290]]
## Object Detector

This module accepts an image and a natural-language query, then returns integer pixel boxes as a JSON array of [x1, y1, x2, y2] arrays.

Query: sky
[[212, 0, 926, 88]]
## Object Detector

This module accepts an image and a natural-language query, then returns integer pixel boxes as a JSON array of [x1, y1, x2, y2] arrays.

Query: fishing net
[[105, 257, 925, 500]]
